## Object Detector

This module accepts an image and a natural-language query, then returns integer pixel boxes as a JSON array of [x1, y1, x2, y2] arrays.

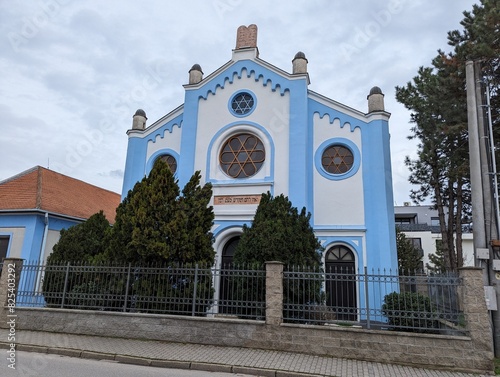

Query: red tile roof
[[0, 166, 121, 223]]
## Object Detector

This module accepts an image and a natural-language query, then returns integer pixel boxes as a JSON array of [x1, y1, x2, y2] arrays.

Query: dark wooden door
[[219, 237, 239, 314], [326, 245, 357, 321]]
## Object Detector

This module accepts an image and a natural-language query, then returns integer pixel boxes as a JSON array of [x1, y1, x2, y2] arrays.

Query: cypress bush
[[382, 291, 437, 332]]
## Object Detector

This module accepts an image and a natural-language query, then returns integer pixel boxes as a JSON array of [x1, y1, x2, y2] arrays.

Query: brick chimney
[[235, 24, 258, 49]]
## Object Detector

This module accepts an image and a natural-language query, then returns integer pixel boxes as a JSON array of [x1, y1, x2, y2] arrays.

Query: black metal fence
[[16, 262, 266, 319], [15, 262, 466, 335], [283, 267, 465, 335]]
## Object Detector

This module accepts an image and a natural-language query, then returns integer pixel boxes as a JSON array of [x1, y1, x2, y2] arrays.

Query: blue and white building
[[121, 25, 398, 315]]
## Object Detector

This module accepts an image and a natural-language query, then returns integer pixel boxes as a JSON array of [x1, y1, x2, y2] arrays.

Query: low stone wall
[[12, 307, 490, 373], [0, 259, 494, 374]]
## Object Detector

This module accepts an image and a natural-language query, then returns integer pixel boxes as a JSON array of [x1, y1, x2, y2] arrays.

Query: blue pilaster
[[361, 117, 397, 271], [121, 135, 147, 200], [178, 91, 200, 188], [288, 79, 310, 211]]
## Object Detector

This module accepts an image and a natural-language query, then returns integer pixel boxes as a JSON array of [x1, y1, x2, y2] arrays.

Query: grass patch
[[494, 358, 500, 374]]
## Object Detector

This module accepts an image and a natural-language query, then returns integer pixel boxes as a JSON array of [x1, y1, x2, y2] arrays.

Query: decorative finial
[[292, 51, 308, 74], [132, 109, 147, 130], [189, 64, 203, 84], [367, 86, 385, 113]]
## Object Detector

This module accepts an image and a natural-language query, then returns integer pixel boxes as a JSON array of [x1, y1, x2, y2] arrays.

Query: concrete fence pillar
[[265, 261, 284, 326], [0, 258, 24, 329], [458, 267, 494, 370]]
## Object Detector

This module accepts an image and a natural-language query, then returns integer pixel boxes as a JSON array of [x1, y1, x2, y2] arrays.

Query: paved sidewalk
[[0, 329, 493, 377]]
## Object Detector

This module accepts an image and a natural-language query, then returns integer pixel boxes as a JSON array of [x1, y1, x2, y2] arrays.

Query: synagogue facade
[[122, 25, 398, 287]]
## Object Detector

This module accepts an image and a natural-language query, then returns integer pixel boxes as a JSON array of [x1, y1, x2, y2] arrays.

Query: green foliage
[[65, 280, 113, 309], [106, 159, 215, 265], [48, 211, 111, 263], [393, 0, 500, 271], [234, 192, 323, 267], [382, 291, 437, 332], [233, 192, 323, 320], [43, 212, 112, 307], [127, 264, 214, 315], [494, 357, 500, 375], [42, 262, 129, 309], [395, 227, 423, 274], [42, 160, 216, 313], [426, 240, 447, 274]]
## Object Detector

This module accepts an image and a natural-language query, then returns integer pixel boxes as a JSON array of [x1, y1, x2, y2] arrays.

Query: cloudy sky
[[0, 0, 477, 205]]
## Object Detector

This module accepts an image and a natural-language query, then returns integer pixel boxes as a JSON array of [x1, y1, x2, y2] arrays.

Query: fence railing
[[16, 262, 266, 319], [283, 266, 465, 335], [15, 262, 466, 335]]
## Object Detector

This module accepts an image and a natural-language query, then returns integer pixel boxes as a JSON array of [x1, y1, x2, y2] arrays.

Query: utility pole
[[466, 60, 500, 355], [467, 61, 487, 269]]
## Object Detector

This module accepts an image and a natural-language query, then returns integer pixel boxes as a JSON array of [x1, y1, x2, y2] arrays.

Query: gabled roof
[[0, 166, 121, 223]]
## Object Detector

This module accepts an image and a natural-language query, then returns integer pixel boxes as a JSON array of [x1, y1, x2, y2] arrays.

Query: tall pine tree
[[106, 159, 215, 265], [233, 192, 322, 267], [395, 227, 423, 274], [232, 192, 323, 320], [395, 0, 499, 271], [48, 211, 111, 263]]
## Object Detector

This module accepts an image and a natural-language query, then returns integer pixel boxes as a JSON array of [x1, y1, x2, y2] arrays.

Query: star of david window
[[321, 145, 354, 174], [230, 92, 255, 116], [158, 154, 177, 174], [219, 133, 265, 178]]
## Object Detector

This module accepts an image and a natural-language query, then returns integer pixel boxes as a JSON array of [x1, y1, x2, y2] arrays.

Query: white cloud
[[0, 0, 478, 202]]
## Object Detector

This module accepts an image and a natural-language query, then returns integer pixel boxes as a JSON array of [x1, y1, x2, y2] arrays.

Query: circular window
[[321, 145, 354, 174], [159, 154, 177, 173], [219, 133, 265, 178], [230, 92, 255, 116]]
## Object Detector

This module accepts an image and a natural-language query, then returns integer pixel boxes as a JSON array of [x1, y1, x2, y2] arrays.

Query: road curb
[[191, 361, 233, 373], [0, 342, 331, 376], [81, 350, 116, 361], [16, 344, 48, 354], [115, 354, 152, 366], [150, 359, 191, 370], [232, 366, 277, 376]]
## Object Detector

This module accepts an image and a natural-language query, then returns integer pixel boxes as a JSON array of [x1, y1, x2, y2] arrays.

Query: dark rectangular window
[[408, 238, 424, 257], [395, 217, 412, 225], [0, 236, 10, 261]]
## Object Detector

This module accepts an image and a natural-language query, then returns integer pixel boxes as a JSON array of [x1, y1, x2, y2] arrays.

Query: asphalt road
[[1, 351, 254, 377]]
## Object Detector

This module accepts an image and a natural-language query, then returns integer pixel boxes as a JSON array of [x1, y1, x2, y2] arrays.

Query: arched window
[[158, 154, 177, 173]]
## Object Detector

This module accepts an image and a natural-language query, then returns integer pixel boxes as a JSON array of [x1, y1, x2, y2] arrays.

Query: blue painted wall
[[0, 213, 79, 262]]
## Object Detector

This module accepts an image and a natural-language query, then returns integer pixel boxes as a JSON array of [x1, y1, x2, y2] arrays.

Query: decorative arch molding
[[212, 223, 248, 267], [195, 61, 293, 100], [145, 115, 183, 144], [309, 100, 364, 132], [323, 241, 359, 259], [319, 236, 364, 269], [213, 223, 246, 239], [314, 112, 354, 131]]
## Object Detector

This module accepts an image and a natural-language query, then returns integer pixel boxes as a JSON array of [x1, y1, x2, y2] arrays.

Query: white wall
[[402, 230, 475, 269], [312, 114, 364, 226], [0, 227, 25, 258]]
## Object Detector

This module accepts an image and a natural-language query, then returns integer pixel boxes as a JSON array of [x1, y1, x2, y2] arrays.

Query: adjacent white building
[[395, 204, 474, 268]]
